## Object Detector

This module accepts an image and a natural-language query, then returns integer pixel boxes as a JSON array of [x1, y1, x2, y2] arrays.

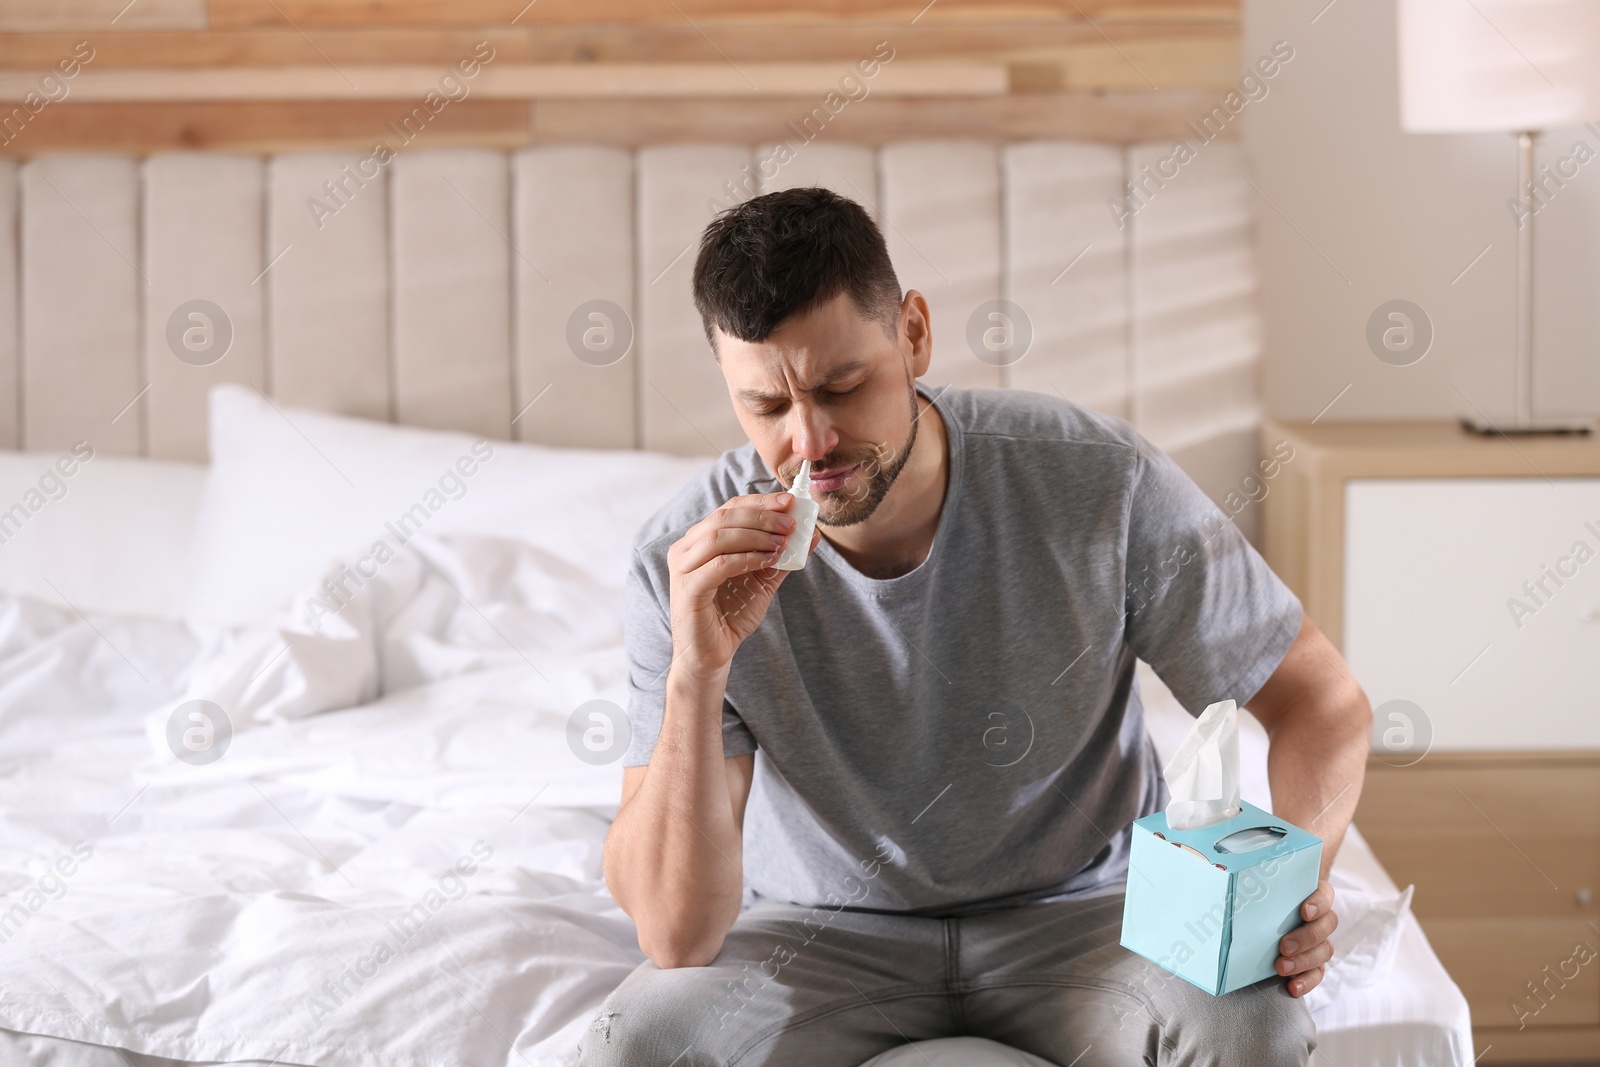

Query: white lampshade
[[1398, 0, 1600, 131]]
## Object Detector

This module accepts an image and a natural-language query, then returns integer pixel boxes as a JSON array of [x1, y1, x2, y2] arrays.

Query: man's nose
[[790, 404, 836, 462]]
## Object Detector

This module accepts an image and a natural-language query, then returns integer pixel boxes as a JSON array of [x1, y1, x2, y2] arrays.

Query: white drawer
[[1344, 477, 1600, 751]]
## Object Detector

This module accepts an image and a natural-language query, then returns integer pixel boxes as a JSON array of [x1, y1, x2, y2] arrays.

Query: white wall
[[1243, 0, 1600, 422]]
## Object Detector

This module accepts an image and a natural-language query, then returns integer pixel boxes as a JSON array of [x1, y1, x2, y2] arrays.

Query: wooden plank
[[206, 0, 1238, 30], [0, 0, 203, 31], [1270, 418, 1600, 476], [531, 92, 1238, 146], [0, 93, 1238, 155], [0, 24, 1235, 68], [0, 100, 531, 155], [0, 30, 540, 67], [0, 23, 1235, 69], [0, 62, 1008, 102], [1019, 35, 1237, 91]]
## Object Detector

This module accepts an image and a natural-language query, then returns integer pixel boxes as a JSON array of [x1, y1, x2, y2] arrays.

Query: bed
[[0, 395, 1471, 1067], [0, 143, 1471, 1065]]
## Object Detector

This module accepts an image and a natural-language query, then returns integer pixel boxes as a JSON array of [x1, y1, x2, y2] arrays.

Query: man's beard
[[806, 384, 921, 528]]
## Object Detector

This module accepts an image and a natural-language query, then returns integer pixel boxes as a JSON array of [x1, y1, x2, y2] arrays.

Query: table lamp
[[1397, 0, 1600, 434]]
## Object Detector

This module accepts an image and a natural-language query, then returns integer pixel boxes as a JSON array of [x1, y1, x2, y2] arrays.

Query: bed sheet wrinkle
[[0, 597, 201, 736], [157, 534, 627, 748]]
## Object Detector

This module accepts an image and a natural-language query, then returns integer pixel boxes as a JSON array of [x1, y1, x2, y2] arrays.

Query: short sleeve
[[620, 542, 760, 768], [1122, 434, 1303, 713]]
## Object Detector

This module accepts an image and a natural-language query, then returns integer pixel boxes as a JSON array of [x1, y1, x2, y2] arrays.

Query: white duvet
[[0, 536, 1465, 1067], [0, 538, 644, 1067]]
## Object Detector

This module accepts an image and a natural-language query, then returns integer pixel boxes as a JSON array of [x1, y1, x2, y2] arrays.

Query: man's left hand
[[1277, 877, 1337, 997]]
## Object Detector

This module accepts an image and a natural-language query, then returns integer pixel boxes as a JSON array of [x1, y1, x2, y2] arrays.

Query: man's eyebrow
[[733, 359, 871, 404]]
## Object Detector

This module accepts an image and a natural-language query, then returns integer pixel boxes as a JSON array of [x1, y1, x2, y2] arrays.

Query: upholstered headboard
[[0, 139, 1259, 505]]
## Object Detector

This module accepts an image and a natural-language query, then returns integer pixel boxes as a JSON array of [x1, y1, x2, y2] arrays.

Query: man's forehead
[[726, 352, 873, 404]]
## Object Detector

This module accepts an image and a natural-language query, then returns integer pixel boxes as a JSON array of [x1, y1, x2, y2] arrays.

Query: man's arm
[[603, 664, 756, 970], [604, 488, 811, 969], [1244, 609, 1373, 997]]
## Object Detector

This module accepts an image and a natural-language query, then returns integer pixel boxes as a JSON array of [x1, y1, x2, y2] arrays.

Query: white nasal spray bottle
[[773, 459, 820, 571]]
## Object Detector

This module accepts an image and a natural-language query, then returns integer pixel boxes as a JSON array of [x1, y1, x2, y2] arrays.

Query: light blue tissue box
[[1120, 799, 1323, 995]]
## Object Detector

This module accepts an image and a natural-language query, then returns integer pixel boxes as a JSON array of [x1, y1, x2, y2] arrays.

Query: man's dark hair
[[692, 187, 903, 355]]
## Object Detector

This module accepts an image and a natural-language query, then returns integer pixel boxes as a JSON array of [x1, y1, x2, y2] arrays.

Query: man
[[580, 187, 1371, 1066]]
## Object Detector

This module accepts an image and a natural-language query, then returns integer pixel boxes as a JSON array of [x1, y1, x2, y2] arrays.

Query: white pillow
[[0, 448, 206, 619], [184, 385, 717, 628]]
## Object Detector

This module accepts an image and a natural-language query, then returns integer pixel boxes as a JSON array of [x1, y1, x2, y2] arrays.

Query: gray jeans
[[577, 883, 1316, 1067]]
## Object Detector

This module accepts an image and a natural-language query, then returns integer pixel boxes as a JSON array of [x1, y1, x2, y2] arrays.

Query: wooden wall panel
[[0, 160, 16, 449], [513, 145, 636, 450], [0, 1, 1241, 151], [2, 24, 1230, 68], [1, 29, 541, 67], [526, 93, 1240, 147], [1003, 141, 1129, 418], [0, 96, 1241, 155], [204, 1, 1236, 28], [142, 152, 266, 460], [20, 155, 142, 454], [878, 141, 1002, 391], [266, 152, 390, 421], [636, 144, 750, 456], [0, 0, 203, 31], [0, 62, 1005, 103], [390, 148, 512, 439], [0, 100, 533, 156]]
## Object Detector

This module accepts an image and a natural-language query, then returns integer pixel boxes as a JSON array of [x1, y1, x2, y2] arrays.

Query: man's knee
[[1159, 974, 1316, 1066], [576, 964, 756, 1067]]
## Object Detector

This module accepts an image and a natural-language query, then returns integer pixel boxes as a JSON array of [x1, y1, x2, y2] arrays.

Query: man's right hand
[[612, 492, 808, 968], [667, 490, 820, 678]]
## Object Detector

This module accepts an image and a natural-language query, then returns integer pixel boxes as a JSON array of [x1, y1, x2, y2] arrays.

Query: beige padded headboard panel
[[391, 149, 514, 440], [268, 151, 391, 423], [0, 141, 1262, 511], [144, 153, 266, 460], [515, 146, 636, 451], [21, 155, 142, 455]]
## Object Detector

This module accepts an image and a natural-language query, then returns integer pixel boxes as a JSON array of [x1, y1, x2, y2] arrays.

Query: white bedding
[[0, 534, 1471, 1067]]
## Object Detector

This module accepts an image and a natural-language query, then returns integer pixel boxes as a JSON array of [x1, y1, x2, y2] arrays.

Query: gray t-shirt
[[621, 383, 1302, 917]]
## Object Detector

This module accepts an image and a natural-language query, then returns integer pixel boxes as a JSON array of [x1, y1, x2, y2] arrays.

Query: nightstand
[[1260, 419, 1600, 1064]]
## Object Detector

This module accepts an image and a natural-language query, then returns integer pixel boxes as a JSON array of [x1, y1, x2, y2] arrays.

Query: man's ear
[[901, 291, 933, 379]]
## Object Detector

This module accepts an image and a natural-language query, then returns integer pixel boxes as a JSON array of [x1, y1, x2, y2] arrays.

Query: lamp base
[[1459, 415, 1596, 436]]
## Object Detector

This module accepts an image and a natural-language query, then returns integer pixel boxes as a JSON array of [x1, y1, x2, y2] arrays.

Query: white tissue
[[1163, 697, 1244, 830]]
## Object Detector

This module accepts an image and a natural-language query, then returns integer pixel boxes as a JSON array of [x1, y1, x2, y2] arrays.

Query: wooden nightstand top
[[1265, 419, 1600, 479]]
